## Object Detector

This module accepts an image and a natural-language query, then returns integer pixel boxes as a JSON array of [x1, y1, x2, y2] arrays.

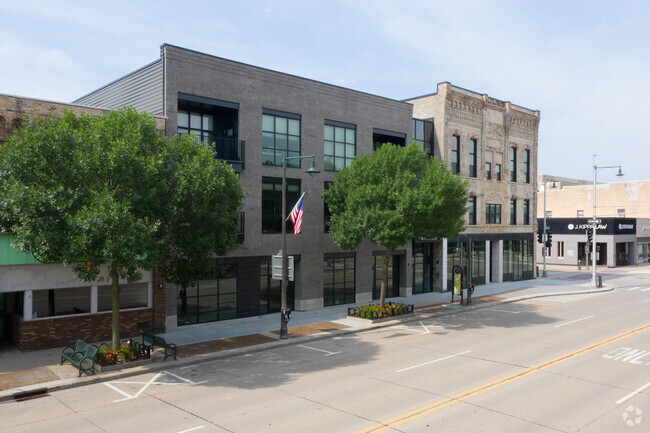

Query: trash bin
[[597, 275, 602, 288]]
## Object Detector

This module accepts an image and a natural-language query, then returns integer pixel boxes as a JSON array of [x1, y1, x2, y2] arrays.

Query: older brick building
[[0, 95, 165, 350]]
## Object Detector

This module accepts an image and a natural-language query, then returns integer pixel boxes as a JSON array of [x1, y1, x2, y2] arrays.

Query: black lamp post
[[280, 153, 319, 339]]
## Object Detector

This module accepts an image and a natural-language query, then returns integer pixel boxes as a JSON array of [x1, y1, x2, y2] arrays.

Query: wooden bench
[[140, 330, 177, 361], [60, 340, 97, 376]]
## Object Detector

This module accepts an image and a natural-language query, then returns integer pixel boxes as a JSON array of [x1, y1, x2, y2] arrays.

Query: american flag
[[289, 193, 305, 234]]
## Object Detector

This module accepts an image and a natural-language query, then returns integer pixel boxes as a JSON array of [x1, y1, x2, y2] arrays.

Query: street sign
[[587, 218, 601, 224], [272, 250, 294, 281]]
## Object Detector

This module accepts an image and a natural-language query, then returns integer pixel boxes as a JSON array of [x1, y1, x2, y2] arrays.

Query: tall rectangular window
[[323, 256, 355, 306], [510, 199, 517, 225], [262, 110, 301, 167], [510, 147, 517, 182], [485, 162, 492, 180], [177, 264, 237, 326], [451, 135, 460, 174], [523, 199, 530, 225], [469, 138, 477, 177], [324, 121, 355, 171], [413, 119, 434, 154], [524, 149, 530, 183], [557, 241, 565, 258], [260, 260, 294, 315], [468, 196, 477, 225], [262, 177, 300, 233], [486, 204, 501, 224], [496, 163, 502, 181]]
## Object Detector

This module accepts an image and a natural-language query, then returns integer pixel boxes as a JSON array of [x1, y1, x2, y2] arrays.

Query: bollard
[[597, 275, 602, 288]]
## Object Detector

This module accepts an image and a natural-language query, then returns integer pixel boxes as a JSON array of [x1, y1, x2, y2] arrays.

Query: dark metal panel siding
[[74, 60, 164, 115], [237, 257, 261, 318]]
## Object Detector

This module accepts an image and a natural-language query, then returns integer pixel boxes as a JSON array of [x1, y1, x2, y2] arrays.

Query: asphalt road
[[3, 270, 650, 433]]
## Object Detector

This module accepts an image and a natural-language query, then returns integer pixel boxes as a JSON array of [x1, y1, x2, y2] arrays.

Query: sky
[[1, 0, 648, 183]]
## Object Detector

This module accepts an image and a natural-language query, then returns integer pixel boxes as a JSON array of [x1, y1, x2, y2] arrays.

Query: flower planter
[[95, 357, 152, 373], [346, 312, 415, 324], [347, 302, 415, 323]]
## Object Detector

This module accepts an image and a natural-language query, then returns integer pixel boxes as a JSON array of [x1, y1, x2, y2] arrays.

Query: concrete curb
[[0, 285, 614, 403]]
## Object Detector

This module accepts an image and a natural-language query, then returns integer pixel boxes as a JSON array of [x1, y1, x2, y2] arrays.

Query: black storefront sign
[[539, 218, 636, 235]]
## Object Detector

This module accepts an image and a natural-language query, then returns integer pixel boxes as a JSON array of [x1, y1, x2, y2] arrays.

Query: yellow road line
[[354, 322, 650, 433]]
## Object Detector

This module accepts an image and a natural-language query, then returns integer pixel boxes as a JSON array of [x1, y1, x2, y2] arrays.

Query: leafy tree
[[322, 143, 468, 307], [0, 107, 243, 349]]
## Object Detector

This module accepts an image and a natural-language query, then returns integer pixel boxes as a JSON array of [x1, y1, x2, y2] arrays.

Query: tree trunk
[[380, 247, 392, 308], [111, 266, 120, 350]]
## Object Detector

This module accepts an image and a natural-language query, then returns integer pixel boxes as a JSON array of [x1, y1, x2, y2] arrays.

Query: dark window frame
[[324, 121, 356, 171], [486, 203, 502, 224], [485, 162, 492, 180], [262, 110, 301, 167], [510, 147, 517, 182], [451, 135, 460, 174], [468, 196, 477, 225], [510, 198, 517, 225], [261, 177, 301, 233], [524, 149, 530, 183], [469, 138, 477, 177]]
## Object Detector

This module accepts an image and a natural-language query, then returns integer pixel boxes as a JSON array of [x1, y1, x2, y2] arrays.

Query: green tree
[[0, 107, 243, 349], [322, 143, 468, 307]]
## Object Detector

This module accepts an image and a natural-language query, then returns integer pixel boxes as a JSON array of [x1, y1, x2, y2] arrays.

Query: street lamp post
[[591, 154, 623, 287], [456, 233, 472, 305], [280, 153, 319, 339], [541, 176, 556, 277]]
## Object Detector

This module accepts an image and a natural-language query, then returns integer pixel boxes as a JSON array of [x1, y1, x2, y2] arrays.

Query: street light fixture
[[591, 154, 623, 287], [280, 153, 319, 339]]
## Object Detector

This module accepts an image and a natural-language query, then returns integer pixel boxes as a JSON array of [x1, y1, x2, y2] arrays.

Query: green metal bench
[[140, 330, 177, 361], [60, 340, 97, 376]]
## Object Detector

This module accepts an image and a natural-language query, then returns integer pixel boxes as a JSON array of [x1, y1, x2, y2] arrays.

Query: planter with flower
[[94, 339, 152, 372], [347, 302, 414, 322]]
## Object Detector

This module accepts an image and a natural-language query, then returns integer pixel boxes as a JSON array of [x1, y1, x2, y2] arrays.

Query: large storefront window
[[413, 241, 434, 294], [472, 241, 486, 284], [447, 241, 468, 289], [32, 287, 91, 318], [373, 255, 400, 300], [98, 283, 148, 312], [324, 256, 355, 306], [177, 264, 237, 326], [259, 260, 295, 315], [503, 239, 534, 281]]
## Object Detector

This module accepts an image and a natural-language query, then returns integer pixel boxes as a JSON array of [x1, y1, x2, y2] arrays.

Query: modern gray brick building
[[0, 44, 540, 349]]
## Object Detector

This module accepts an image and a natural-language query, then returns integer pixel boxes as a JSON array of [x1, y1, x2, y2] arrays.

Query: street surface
[[2, 269, 650, 433]]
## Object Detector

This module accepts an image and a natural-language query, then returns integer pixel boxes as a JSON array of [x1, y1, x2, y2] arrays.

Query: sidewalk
[[0, 267, 612, 402]]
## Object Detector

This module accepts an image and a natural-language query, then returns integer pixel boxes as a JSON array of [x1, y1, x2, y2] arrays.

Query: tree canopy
[[322, 142, 468, 306], [0, 107, 243, 347]]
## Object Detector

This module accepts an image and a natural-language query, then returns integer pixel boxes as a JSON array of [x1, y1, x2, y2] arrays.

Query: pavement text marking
[[103, 371, 208, 402], [602, 347, 650, 366], [555, 315, 595, 328], [356, 322, 650, 433], [396, 350, 472, 373]]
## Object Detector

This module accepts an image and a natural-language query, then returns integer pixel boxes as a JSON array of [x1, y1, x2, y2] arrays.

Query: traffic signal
[[537, 230, 543, 243], [546, 230, 553, 248], [587, 229, 593, 245]]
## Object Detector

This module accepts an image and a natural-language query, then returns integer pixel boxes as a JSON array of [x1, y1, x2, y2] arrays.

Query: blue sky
[[2, 1, 648, 182]]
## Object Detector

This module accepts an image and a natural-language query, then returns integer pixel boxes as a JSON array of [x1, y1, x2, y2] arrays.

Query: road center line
[[356, 322, 650, 433], [555, 315, 595, 328], [396, 350, 472, 373], [616, 382, 650, 405]]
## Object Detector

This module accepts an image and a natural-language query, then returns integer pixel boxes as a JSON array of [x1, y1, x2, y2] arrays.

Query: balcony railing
[[213, 137, 245, 172]]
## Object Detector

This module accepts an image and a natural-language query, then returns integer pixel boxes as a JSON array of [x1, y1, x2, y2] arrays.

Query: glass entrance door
[[413, 242, 434, 294]]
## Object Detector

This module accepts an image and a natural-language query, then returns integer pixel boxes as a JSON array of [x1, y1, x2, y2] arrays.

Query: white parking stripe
[[617, 382, 650, 405], [555, 315, 594, 328], [484, 308, 521, 314], [627, 287, 643, 291], [396, 350, 472, 373], [641, 288, 650, 292], [296, 345, 341, 356]]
